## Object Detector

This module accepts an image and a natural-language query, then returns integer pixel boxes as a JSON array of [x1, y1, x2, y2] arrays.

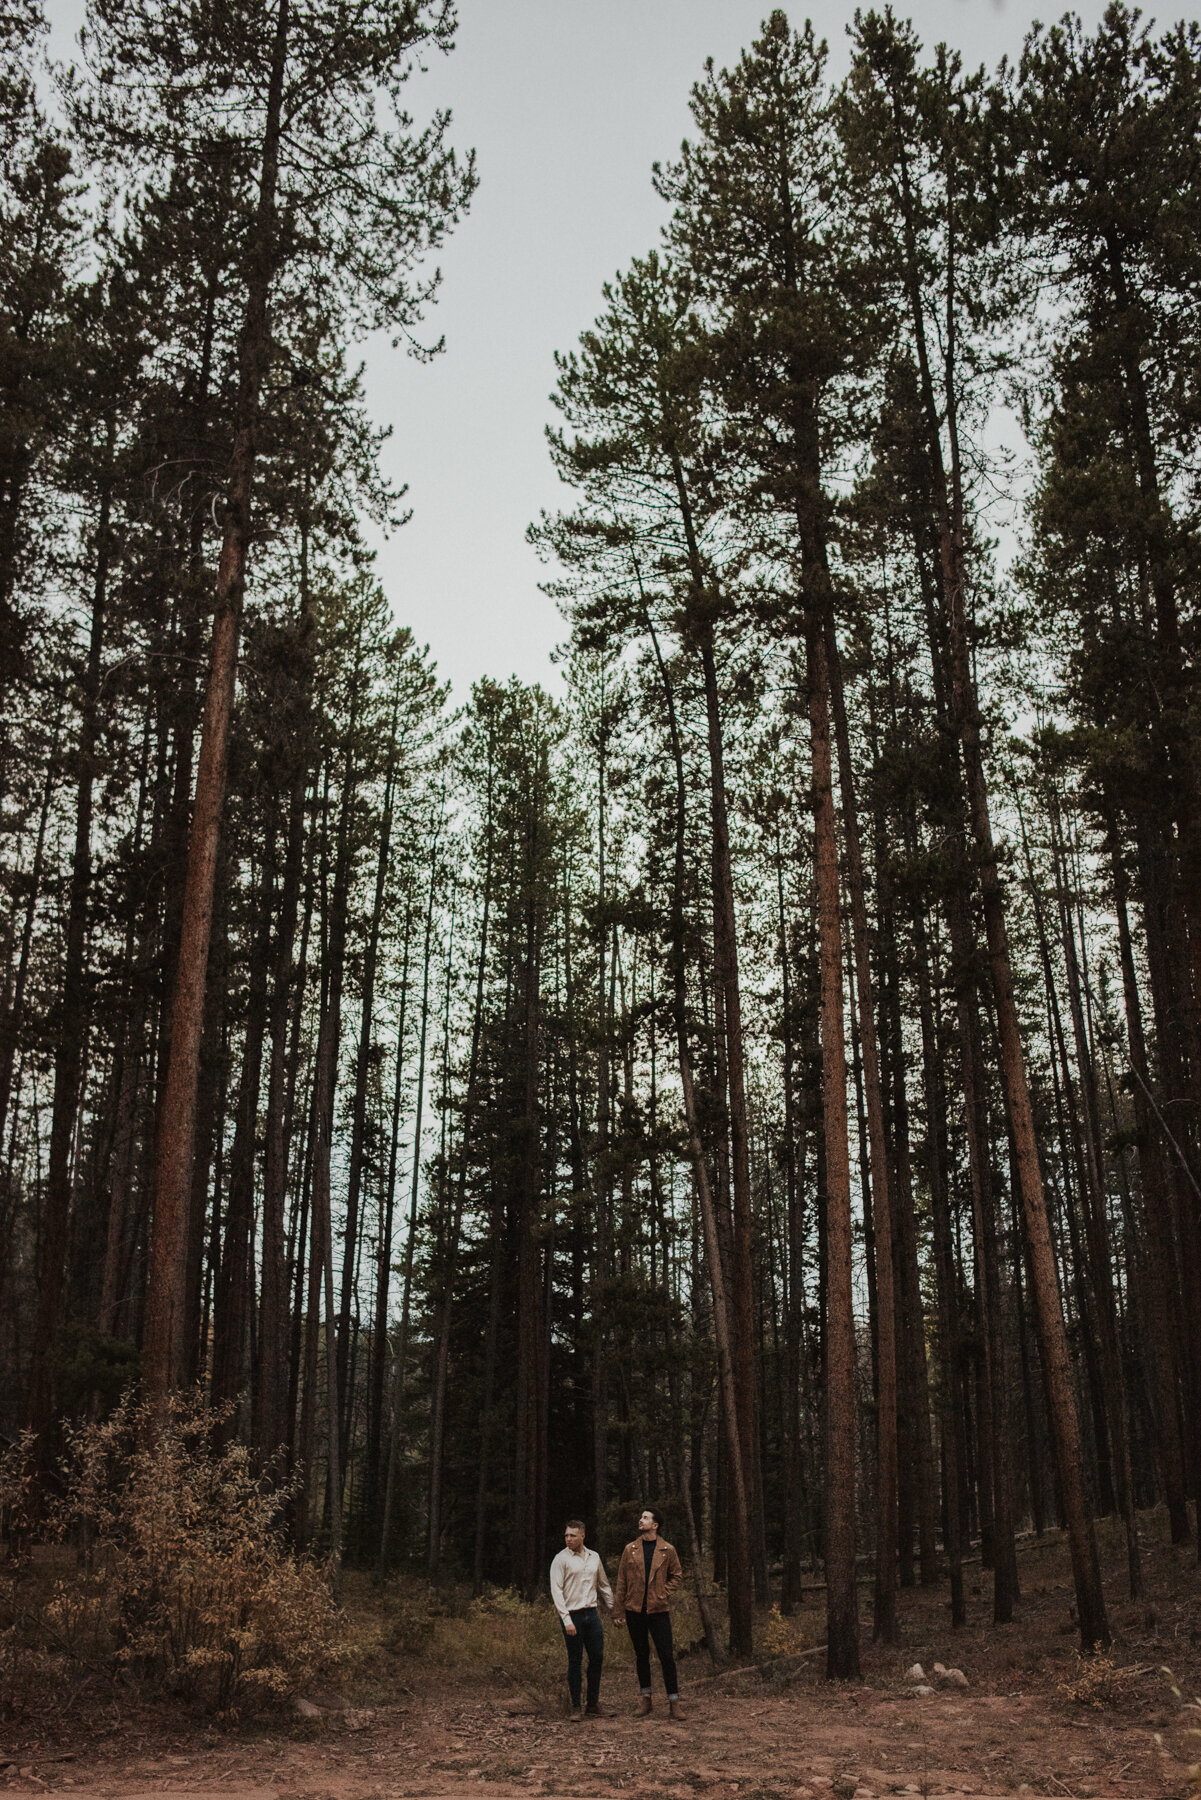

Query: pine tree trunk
[[891, 91, 1106, 1643], [142, 0, 290, 1407], [946, 878, 1020, 1621], [97, 1027, 143, 1339], [284, 812, 319, 1476], [514, 754, 547, 1601], [429, 786, 493, 1577], [25, 469, 112, 1462], [593, 711, 612, 1545], [1050, 807, 1141, 1594], [807, 620, 861, 1681], [255, 523, 315, 1461], [210, 875, 272, 1431], [1108, 829, 1190, 1543], [657, 449, 756, 1646], [1102, 233, 1201, 1023], [0, 718, 56, 1163], [295, 1100, 322, 1550], [338, 683, 402, 1457], [953, 694, 1107, 1644], [367, 904, 411, 1545], [645, 606, 754, 1657], [825, 628, 899, 1642], [380, 832, 439, 1571], [472, 1184, 504, 1594], [777, 822, 809, 1616], [882, 962, 939, 1587], [1134, 823, 1201, 1539], [697, 627, 764, 1608], [254, 769, 308, 1462], [910, 886, 966, 1626], [308, 742, 357, 1576]]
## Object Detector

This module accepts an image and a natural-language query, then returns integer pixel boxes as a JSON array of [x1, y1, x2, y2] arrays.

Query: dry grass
[[357, 1573, 713, 1701]]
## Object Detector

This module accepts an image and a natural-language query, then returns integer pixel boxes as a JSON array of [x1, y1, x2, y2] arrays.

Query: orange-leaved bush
[[23, 1393, 348, 1713]]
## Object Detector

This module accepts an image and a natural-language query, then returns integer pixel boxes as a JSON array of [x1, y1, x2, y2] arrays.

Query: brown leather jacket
[[612, 1535, 683, 1618]]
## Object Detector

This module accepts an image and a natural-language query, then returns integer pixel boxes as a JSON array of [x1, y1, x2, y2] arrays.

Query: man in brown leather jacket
[[612, 1507, 686, 1718]]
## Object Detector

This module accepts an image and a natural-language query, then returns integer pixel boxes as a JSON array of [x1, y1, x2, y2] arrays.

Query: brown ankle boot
[[669, 1698, 687, 1720], [636, 1694, 653, 1716]]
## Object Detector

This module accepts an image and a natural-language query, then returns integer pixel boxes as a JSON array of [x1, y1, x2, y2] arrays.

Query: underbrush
[[367, 1573, 713, 1699], [1162, 1670, 1201, 1793], [1058, 1650, 1138, 1708], [434, 1585, 566, 1689], [759, 1602, 818, 1662], [1, 1395, 349, 1718]]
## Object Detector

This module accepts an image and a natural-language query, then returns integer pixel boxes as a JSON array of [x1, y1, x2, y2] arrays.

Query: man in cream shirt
[[550, 1519, 614, 1717]]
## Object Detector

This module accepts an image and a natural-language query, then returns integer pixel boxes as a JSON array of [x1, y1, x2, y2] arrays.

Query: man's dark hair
[[642, 1506, 662, 1528], [565, 1517, 586, 1532]]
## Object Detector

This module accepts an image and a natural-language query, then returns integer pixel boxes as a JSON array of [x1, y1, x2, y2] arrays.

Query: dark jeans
[[626, 1609, 678, 1697], [562, 1606, 604, 1708]]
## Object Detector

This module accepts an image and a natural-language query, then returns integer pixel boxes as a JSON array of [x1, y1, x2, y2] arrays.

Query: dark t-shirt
[[641, 1538, 655, 1611]]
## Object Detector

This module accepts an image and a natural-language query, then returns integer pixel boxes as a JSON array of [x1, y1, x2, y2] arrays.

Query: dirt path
[[5, 1527, 1200, 1800], [2, 1680, 1190, 1800]]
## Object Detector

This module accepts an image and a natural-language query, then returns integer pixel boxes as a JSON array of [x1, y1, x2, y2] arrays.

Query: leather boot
[[669, 1698, 687, 1721], [636, 1695, 653, 1717]]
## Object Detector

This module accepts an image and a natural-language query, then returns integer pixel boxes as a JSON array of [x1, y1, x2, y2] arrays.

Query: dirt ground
[[4, 1524, 1201, 1800]]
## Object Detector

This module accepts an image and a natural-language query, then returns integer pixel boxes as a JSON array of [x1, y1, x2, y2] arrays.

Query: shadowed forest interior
[[3, 0, 1201, 1696]]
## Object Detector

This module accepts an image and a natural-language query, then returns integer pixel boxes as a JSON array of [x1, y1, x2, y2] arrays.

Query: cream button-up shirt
[[549, 1545, 614, 1625]]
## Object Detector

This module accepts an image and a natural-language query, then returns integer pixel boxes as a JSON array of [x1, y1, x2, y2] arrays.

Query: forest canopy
[[1, 0, 1199, 1688]]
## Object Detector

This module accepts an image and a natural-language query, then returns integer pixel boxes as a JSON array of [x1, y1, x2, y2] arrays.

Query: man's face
[[638, 1510, 657, 1535], [564, 1525, 585, 1553]]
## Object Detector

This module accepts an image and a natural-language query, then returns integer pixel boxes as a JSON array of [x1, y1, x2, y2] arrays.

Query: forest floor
[[4, 1518, 1201, 1800]]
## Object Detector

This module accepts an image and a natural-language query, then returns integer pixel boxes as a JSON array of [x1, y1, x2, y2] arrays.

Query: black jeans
[[562, 1606, 604, 1708], [626, 1609, 678, 1697]]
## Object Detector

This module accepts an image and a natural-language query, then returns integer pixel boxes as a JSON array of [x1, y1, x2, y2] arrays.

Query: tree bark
[[366, 901, 412, 1546], [1048, 802, 1141, 1594], [210, 868, 272, 1434], [142, 0, 290, 1407], [697, 626, 764, 1604], [1108, 826, 1190, 1543], [309, 755, 355, 1581], [514, 748, 548, 1600], [338, 677, 402, 1459], [379, 824, 440, 1572], [429, 763, 494, 1576], [644, 599, 753, 1658], [254, 766, 309, 1462], [910, 882, 966, 1626], [825, 628, 899, 1643], [26, 461, 112, 1464], [887, 65, 1107, 1642], [660, 458, 758, 1649], [807, 621, 861, 1681]]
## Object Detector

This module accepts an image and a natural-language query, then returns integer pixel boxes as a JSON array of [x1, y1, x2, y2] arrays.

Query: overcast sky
[[48, 0, 1193, 700], [361, 0, 1132, 702]]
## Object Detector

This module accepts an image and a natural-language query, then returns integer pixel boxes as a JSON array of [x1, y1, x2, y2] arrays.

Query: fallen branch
[[688, 1644, 827, 1687]]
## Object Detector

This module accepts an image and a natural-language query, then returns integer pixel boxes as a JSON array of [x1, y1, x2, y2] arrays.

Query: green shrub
[[382, 1594, 438, 1654]]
